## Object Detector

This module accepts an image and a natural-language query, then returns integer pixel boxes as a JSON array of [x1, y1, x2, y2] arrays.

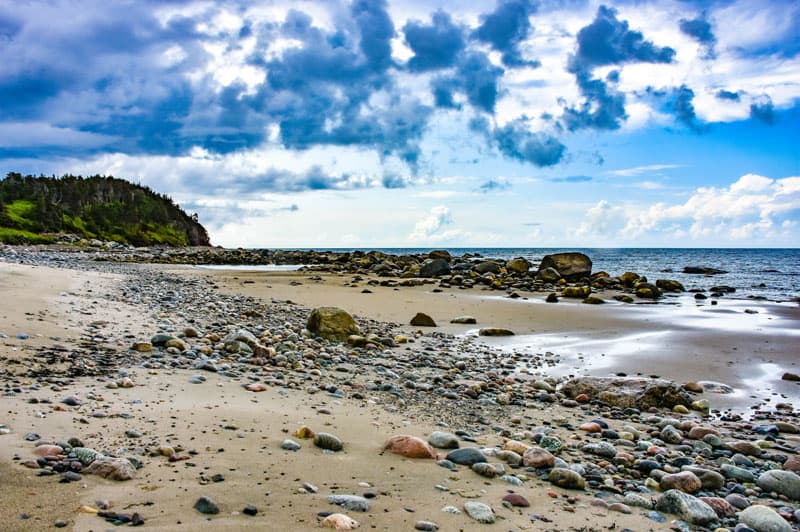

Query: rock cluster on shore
[[0, 247, 798, 531]]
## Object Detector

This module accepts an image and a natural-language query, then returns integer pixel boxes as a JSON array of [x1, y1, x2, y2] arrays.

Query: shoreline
[[1, 251, 799, 531]]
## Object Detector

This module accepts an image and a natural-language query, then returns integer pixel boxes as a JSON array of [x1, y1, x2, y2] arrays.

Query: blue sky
[[1, 0, 798, 247]]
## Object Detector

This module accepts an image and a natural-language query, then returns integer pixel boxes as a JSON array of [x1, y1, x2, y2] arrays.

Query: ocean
[[293, 248, 800, 302]]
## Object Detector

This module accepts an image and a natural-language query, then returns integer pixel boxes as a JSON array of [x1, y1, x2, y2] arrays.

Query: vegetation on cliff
[[0, 173, 210, 246]]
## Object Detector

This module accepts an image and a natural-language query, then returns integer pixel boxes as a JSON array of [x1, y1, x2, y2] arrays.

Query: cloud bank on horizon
[[0, 0, 798, 247]]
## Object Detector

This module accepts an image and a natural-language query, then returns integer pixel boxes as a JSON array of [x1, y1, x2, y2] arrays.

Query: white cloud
[[409, 205, 455, 241], [610, 164, 683, 177], [572, 200, 628, 238]]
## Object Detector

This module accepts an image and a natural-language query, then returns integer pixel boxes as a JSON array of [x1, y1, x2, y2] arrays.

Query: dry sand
[[1, 261, 798, 531]]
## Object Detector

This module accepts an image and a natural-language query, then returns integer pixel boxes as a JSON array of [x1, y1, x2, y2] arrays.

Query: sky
[[1, 0, 798, 248]]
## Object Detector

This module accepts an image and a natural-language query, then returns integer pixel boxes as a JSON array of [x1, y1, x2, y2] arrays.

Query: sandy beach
[[1, 253, 799, 531]]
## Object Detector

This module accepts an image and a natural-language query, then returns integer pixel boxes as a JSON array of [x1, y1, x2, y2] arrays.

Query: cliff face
[[0, 173, 210, 246]]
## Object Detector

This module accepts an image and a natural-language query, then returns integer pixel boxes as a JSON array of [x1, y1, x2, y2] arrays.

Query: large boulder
[[418, 258, 451, 278], [560, 377, 692, 409], [428, 250, 451, 261], [307, 307, 360, 341], [506, 257, 531, 274], [538, 253, 592, 281], [536, 267, 561, 283], [474, 261, 502, 275], [656, 279, 686, 292]]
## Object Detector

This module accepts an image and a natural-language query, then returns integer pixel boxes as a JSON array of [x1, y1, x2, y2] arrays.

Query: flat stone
[[327, 495, 371, 512], [463, 501, 495, 524], [194, 496, 219, 515], [446, 447, 485, 466]]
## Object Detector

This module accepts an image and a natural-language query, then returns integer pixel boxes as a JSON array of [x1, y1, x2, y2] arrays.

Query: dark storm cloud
[[750, 97, 776, 124], [562, 5, 675, 131], [679, 16, 716, 58], [473, 0, 540, 68], [404, 11, 466, 71], [716, 89, 741, 101], [427, 51, 505, 114], [492, 119, 565, 166], [670, 85, 705, 132]]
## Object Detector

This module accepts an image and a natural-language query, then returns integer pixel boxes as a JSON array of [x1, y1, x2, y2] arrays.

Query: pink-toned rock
[[503, 439, 531, 454], [688, 426, 719, 440], [575, 393, 590, 403], [785, 455, 800, 473], [579, 422, 602, 433], [382, 435, 437, 459], [608, 503, 632, 514], [660, 471, 702, 494], [699, 497, 736, 518], [502, 493, 530, 507], [85, 457, 136, 481], [522, 446, 555, 468], [33, 444, 63, 458], [245, 383, 267, 392]]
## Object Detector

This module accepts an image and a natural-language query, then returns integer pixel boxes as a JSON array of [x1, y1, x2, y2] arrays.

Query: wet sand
[[204, 268, 800, 411]]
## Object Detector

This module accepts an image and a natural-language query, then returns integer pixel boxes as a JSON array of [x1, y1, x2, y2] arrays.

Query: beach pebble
[[382, 435, 437, 459], [320, 513, 360, 529], [471, 462, 503, 478], [281, 439, 301, 451], [660, 471, 702, 494], [655, 490, 717, 525], [414, 520, 439, 531], [194, 496, 220, 515], [522, 446, 555, 468], [327, 495, 370, 512], [427, 431, 459, 449], [445, 447, 485, 466], [242, 504, 258, 516], [463, 501, 495, 524], [85, 457, 136, 481], [698, 497, 736, 518], [757, 470, 800, 500], [548, 468, 585, 490], [738, 505, 793, 532], [502, 493, 530, 507], [314, 432, 343, 452], [450, 316, 476, 324]]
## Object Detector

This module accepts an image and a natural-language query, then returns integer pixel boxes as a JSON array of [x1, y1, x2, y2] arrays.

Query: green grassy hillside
[[0, 173, 210, 246]]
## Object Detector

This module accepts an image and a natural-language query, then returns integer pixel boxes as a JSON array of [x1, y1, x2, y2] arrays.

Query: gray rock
[[194, 496, 220, 515], [739, 505, 793, 532], [84, 457, 136, 481], [721, 464, 756, 483], [327, 494, 371, 512], [449, 316, 477, 325], [757, 470, 800, 501], [655, 490, 717, 526], [581, 441, 617, 458], [419, 259, 451, 278], [446, 447, 486, 466], [280, 439, 301, 451], [427, 431, 459, 449], [463, 501, 495, 524]]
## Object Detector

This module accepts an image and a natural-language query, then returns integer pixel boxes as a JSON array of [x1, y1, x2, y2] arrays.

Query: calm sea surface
[[286, 248, 800, 302]]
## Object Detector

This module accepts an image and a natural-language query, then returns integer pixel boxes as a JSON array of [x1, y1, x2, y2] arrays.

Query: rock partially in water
[[560, 376, 692, 409]]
